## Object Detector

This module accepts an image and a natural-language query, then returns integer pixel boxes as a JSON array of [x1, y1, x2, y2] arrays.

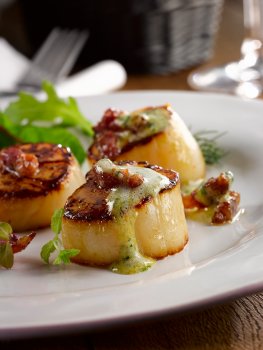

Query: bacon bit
[[14, 152, 39, 177], [212, 191, 241, 224], [91, 163, 144, 190], [9, 231, 36, 254], [94, 108, 124, 133], [203, 172, 231, 199], [88, 130, 121, 161], [0, 146, 39, 177], [90, 108, 149, 161], [112, 168, 144, 188]]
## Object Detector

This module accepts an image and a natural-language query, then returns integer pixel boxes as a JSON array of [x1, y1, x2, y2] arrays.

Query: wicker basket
[[118, 0, 225, 73], [21, 0, 224, 74]]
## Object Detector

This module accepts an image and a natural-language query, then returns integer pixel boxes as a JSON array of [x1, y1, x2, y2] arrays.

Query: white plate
[[1, 91, 263, 339]]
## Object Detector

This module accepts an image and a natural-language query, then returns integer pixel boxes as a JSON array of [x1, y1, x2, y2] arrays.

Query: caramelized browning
[[0, 143, 73, 198], [64, 161, 179, 222]]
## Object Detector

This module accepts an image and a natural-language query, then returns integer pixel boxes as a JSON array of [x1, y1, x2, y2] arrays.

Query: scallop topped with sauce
[[87, 105, 206, 184], [0, 143, 85, 231], [62, 159, 188, 274]]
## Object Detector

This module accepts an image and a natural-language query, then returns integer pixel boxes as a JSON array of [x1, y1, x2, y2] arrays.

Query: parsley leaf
[[41, 208, 79, 265], [4, 81, 93, 135], [0, 126, 17, 148]]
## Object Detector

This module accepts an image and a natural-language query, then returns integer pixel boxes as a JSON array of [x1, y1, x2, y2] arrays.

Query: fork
[[0, 28, 88, 97]]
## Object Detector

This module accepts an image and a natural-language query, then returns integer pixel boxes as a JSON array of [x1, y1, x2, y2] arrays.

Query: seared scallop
[[0, 143, 85, 231], [62, 159, 188, 274], [87, 105, 205, 184]]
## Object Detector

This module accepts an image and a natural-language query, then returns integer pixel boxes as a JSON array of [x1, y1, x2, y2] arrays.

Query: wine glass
[[188, 0, 263, 99]]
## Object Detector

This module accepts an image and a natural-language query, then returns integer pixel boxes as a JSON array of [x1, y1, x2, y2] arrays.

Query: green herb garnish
[[194, 130, 227, 165], [0, 223, 36, 269], [0, 81, 94, 164], [41, 208, 79, 265], [0, 222, 14, 269]]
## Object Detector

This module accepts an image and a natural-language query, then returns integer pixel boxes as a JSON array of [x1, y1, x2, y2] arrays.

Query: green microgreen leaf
[[51, 208, 65, 236], [0, 222, 14, 269], [41, 208, 79, 266], [53, 249, 80, 265], [0, 222, 13, 241], [0, 242, 14, 269], [40, 240, 56, 264], [0, 223, 35, 269]]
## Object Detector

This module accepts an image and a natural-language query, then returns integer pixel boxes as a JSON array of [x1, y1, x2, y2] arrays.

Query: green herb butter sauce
[[117, 107, 170, 148], [95, 159, 170, 274], [110, 211, 155, 274]]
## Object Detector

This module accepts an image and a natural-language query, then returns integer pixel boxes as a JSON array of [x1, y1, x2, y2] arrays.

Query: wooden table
[[2, 0, 263, 349]]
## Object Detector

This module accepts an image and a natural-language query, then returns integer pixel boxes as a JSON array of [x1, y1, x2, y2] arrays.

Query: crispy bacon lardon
[[88, 105, 206, 184], [0, 143, 85, 231], [62, 160, 188, 267], [182, 172, 241, 224]]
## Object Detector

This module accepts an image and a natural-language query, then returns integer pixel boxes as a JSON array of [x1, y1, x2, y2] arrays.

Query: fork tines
[[18, 28, 89, 89]]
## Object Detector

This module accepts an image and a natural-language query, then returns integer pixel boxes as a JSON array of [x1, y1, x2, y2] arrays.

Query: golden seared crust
[[64, 161, 179, 223], [0, 143, 85, 231], [63, 197, 188, 265], [0, 143, 73, 199], [62, 176, 188, 265]]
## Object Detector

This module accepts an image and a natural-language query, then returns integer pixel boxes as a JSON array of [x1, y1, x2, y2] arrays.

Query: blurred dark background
[[0, 0, 224, 74]]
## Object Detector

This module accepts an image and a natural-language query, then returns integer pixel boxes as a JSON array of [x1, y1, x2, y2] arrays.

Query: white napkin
[[0, 37, 127, 97], [56, 60, 127, 97], [0, 38, 29, 90]]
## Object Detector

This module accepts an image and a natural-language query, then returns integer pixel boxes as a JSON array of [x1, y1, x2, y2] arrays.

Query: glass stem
[[241, 0, 263, 63]]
